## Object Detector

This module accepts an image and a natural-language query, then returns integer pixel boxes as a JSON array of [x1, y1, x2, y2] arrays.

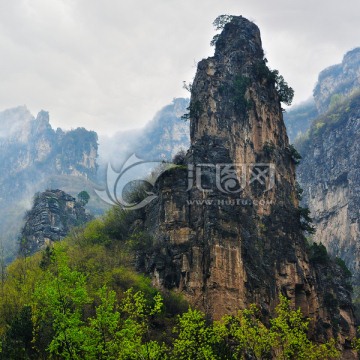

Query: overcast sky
[[0, 0, 359, 135]]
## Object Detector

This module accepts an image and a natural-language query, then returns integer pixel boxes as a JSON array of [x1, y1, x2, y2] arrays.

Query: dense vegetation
[[0, 203, 351, 359]]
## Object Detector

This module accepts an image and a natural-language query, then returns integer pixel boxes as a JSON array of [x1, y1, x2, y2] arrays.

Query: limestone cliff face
[[296, 93, 360, 286], [19, 189, 92, 255], [134, 16, 356, 351], [314, 48, 360, 114]]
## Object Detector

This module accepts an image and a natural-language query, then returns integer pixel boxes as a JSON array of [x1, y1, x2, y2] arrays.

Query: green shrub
[[309, 242, 329, 264]]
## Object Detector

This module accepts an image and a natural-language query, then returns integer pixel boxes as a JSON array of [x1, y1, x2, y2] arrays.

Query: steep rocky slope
[[131, 16, 356, 353], [19, 189, 92, 255]]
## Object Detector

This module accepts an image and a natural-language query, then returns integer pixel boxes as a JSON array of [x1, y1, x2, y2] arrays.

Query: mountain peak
[[214, 16, 263, 60]]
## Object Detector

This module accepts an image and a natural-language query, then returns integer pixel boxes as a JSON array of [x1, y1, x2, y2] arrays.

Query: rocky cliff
[[296, 91, 360, 286], [19, 189, 92, 255], [295, 46, 360, 290], [131, 16, 356, 353]]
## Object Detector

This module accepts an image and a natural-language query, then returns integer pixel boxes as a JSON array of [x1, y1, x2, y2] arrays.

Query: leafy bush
[[172, 150, 187, 165], [263, 141, 276, 157], [77, 190, 90, 206], [288, 144, 302, 165], [309, 242, 329, 264], [335, 257, 352, 278], [181, 100, 203, 121], [253, 60, 294, 105], [232, 75, 252, 113], [210, 15, 234, 46]]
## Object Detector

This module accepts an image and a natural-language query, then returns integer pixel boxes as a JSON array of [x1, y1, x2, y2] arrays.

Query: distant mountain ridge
[[98, 98, 190, 171]]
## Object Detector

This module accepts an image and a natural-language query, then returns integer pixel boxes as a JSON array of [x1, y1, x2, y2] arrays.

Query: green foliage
[[329, 93, 344, 111], [269, 295, 339, 359], [295, 181, 304, 201], [263, 141, 276, 157], [213, 295, 339, 359], [181, 100, 203, 121], [0, 306, 35, 359], [210, 15, 234, 46], [172, 308, 220, 359], [31, 248, 90, 359], [217, 305, 273, 359], [212, 14, 234, 30], [298, 206, 315, 234], [309, 242, 329, 264], [274, 72, 294, 106], [80, 219, 112, 246], [77, 190, 90, 206], [288, 144, 302, 165], [253, 60, 294, 106], [335, 257, 352, 278], [233, 75, 252, 113], [0, 245, 344, 360]]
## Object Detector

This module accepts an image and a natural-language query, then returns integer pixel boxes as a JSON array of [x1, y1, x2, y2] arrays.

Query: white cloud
[[0, 0, 359, 134]]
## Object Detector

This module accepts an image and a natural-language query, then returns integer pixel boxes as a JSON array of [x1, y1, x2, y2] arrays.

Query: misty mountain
[[0, 106, 100, 261], [283, 99, 319, 143], [98, 98, 190, 173]]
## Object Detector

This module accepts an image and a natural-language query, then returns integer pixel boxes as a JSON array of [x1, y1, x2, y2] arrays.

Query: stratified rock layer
[[134, 16, 356, 354]]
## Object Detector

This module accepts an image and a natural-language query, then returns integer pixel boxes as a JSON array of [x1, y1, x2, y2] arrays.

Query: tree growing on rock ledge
[[77, 190, 90, 206]]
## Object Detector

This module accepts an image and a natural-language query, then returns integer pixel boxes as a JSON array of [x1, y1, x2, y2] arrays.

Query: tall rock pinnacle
[[135, 16, 356, 353]]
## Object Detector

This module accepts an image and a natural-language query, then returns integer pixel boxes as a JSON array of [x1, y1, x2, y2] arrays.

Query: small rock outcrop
[[19, 189, 92, 254], [132, 16, 356, 354]]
